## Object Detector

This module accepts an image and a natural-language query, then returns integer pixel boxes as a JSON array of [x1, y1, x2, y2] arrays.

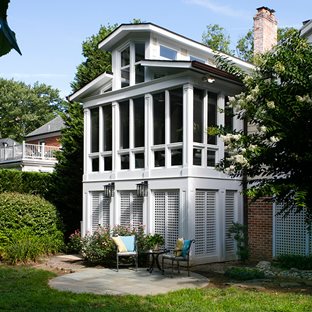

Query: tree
[[212, 30, 312, 224], [51, 101, 84, 236], [0, 0, 21, 57], [0, 78, 65, 141], [202, 24, 233, 55], [71, 23, 117, 92]]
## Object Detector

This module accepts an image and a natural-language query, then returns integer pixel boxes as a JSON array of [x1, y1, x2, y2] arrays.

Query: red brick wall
[[248, 197, 273, 260], [26, 135, 61, 147]]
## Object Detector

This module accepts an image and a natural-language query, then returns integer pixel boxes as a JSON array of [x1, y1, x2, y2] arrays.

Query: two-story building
[[69, 22, 254, 264]]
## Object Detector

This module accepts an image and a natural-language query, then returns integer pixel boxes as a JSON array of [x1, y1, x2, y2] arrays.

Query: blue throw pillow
[[181, 240, 192, 257], [120, 236, 135, 252]]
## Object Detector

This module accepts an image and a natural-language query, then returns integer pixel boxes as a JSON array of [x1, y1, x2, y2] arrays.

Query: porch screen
[[91, 192, 110, 233], [120, 191, 143, 228], [195, 190, 217, 256], [154, 191, 179, 250]]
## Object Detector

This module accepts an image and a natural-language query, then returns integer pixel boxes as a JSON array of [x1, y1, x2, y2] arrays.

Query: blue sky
[[0, 0, 311, 98]]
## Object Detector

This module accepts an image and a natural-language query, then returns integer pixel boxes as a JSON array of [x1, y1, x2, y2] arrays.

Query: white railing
[[0, 142, 60, 162]]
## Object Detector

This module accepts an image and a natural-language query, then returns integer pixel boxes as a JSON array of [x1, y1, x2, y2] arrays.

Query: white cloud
[[184, 0, 248, 18]]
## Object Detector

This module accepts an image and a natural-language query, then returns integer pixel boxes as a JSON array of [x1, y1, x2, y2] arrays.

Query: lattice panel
[[132, 194, 143, 228], [154, 191, 179, 250], [91, 192, 100, 233], [274, 204, 307, 256], [154, 192, 166, 242], [167, 191, 180, 250], [195, 190, 206, 255], [120, 192, 131, 227], [225, 190, 235, 254], [195, 190, 217, 255]]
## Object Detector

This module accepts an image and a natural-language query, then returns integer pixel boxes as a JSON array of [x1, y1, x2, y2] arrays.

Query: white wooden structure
[[69, 23, 253, 264]]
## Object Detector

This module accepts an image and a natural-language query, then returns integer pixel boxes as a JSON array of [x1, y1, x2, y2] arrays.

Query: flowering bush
[[81, 224, 150, 265], [67, 230, 82, 254]]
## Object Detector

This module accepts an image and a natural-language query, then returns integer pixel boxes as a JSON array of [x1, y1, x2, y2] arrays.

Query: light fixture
[[104, 182, 115, 198], [202, 76, 215, 84], [136, 181, 148, 197]]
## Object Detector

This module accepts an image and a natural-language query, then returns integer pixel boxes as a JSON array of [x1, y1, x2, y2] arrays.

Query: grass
[[0, 265, 312, 311]]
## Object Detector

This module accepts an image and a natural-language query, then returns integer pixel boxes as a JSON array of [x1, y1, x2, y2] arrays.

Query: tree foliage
[[71, 23, 117, 92], [51, 101, 84, 236], [212, 30, 312, 224], [0, 78, 65, 141], [202, 24, 233, 54]]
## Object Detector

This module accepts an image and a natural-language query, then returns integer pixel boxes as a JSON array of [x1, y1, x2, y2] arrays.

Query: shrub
[[225, 267, 265, 281], [275, 254, 312, 270], [0, 192, 64, 263], [228, 222, 249, 261], [81, 224, 149, 266], [66, 230, 82, 254]]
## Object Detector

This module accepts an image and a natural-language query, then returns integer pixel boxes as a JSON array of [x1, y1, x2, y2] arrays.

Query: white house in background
[[301, 19, 312, 42], [69, 22, 253, 264], [0, 116, 63, 173]]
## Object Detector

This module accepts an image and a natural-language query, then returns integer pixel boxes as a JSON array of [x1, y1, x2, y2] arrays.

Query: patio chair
[[112, 235, 138, 272], [162, 239, 195, 276]]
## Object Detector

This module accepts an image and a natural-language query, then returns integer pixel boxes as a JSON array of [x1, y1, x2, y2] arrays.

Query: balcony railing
[[0, 142, 60, 163]]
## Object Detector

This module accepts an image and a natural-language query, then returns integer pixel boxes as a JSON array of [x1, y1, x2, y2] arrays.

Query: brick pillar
[[248, 197, 273, 260], [253, 6, 277, 55]]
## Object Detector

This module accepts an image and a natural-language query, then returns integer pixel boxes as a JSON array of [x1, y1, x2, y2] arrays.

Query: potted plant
[[146, 233, 165, 251]]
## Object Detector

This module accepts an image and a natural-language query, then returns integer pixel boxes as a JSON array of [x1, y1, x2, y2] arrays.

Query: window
[[90, 108, 99, 153], [154, 150, 165, 167], [135, 43, 145, 84], [170, 88, 183, 143], [121, 46, 130, 87], [224, 96, 234, 132], [208, 92, 217, 145], [193, 88, 204, 143], [121, 154, 129, 169], [160, 45, 177, 60], [193, 148, 202, 166], [119, 100, 129, 149], [103, 105, 112, 151], [153, 92, 165, 145], [135, 153, 144, 169], [133, 97, 144, 147], [190, 55, 205, 63], [207, 149, 216, 167], [171, 148, 182, 166], [92, 157, 99, 172]]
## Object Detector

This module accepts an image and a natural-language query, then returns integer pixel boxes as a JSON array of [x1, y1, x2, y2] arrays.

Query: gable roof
[[26, 115, 65, 138], [0, 138, 19, 146]]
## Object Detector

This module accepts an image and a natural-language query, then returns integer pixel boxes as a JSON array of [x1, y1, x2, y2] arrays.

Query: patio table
[[145, 249, 168, 273]]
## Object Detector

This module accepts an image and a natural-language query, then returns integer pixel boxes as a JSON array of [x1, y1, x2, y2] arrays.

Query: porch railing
[[0, 142, 60, 162]]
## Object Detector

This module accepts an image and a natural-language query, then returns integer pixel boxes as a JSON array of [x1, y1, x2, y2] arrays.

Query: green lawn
[[0, 266, 311, 311]]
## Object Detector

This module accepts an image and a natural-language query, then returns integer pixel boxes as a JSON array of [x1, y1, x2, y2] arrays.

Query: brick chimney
[[253, 6, 277, 55]]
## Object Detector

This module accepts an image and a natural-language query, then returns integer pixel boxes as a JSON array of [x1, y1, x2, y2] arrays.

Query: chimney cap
[[256, 6, 275, 14]]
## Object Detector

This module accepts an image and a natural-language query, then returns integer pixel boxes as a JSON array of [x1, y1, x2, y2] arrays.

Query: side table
[[145, 249, 168, 273]]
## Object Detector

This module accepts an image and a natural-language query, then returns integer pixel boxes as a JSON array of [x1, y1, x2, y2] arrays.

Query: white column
[[144, 94, 152, 175], [183, 84, 193, 168], [83, 109, 90, 175], [217, 93, 225, 163], [129, 99, 134, 169], [165, 90, 170, 167], [112, 101, 119, 174]]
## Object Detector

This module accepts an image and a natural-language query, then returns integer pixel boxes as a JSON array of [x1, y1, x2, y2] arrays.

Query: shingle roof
[[26, 115, 65, 137], [0, 138, 19, 146]]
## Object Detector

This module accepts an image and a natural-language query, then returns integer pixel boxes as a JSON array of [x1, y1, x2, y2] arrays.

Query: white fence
[[0, 142, 59, 162]]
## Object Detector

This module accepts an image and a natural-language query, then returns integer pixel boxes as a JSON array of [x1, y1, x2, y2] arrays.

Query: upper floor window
[[193, 88, 204, 143], [103, 105, 112, 152], [90, 108, 99, 153], [135, 43, 145, 84], [160, 45, 177, 60], [133, 97, 145, 147], [208, 93, 217, 145], [121, 46, 130, 87], [170, 88, 183, 143], [153, 92, 166, 145], [224, 96, 234, 132]]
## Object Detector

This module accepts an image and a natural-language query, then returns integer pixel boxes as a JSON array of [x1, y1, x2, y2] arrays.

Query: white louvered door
[[119, 191, 143, 228], [91, 192, 110, 233], [225, 190, 236, 256], [195, 190, 217, 256], [154, 191, 180, 250]]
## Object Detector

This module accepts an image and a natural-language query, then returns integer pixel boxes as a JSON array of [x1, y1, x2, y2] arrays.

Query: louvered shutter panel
[[195, 190, 217, 256], [120, 192, 131, 226], [154, 191, 166, 242], [225, 190, 235, 255], [101, 196, 110, 227], [132, 194, 143, 227], [91, 192, 100, 233]]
